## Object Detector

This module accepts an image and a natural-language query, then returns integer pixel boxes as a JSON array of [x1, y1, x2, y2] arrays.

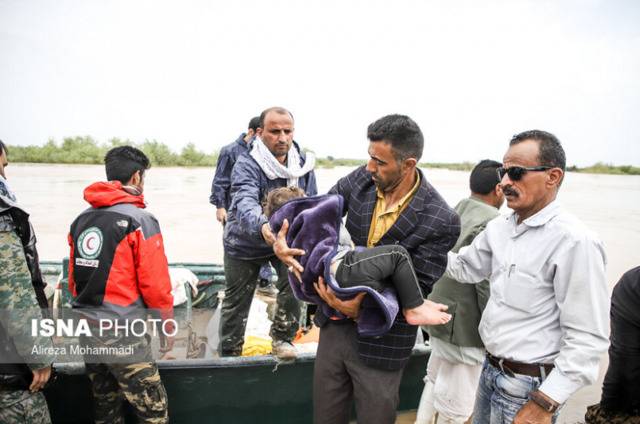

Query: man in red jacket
[[68, 146, 174, 424]]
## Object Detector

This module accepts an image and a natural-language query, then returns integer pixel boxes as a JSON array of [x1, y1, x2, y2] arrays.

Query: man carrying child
[[270, 114, 460, 424]]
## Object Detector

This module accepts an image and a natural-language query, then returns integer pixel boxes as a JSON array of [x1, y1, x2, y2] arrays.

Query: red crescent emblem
[[86, 236, 95, 250]]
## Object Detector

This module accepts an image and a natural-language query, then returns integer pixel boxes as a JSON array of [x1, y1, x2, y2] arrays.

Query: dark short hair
[[367, 114, 424, 161], [0, 139, 7, 156], [263, 186, 305, 218], [510, 130, 566, 171], [104, 146, 150, 184], [259, 107, 294, 128], [469, 159, 502, 195], [248, 116, 260, 132]]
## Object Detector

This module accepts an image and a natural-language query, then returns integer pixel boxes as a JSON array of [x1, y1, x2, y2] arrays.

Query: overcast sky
[[1, 0, 639, 166]]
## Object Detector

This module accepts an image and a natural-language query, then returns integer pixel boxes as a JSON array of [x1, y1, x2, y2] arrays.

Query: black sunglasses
[[496, 166, 552, 181]]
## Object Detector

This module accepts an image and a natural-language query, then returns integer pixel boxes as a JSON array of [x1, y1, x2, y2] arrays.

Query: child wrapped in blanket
[[264, 187, 451, 327]]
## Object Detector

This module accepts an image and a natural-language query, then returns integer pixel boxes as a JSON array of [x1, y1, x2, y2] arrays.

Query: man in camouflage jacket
[[0, 140, 55, 424]]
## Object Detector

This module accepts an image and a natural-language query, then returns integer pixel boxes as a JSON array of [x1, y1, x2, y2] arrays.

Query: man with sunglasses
[[446, 130, 609, 424]]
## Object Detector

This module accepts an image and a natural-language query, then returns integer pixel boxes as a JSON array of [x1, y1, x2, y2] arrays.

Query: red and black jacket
[[68, 181, 173, 321]]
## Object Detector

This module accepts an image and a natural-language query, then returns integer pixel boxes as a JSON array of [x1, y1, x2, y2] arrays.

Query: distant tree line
[[566, 163, 640, 175], [315, 157, 476, 170], [6, 137, 640, 175], [7, 136, 217, 167]]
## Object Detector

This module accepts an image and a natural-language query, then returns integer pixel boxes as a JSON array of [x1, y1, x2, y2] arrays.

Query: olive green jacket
[[427, 196, 499, 347]]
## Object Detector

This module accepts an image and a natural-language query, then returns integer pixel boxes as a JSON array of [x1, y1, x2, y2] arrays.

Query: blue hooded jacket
[[223, 141, 317, 259], [209, 133, 252, 209]]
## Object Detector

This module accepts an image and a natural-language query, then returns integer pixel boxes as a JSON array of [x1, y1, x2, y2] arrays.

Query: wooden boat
[[39, 261, 430, 424]]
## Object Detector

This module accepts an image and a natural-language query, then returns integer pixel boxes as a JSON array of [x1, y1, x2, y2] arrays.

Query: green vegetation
[[6, 138, 639, 175], [7, 137, 217, 167], [567, 162, 640, 175], [315, 156, 365, 168], [420, 162, 476, 171]]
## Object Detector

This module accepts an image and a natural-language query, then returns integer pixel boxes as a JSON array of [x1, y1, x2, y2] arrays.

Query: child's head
[[263, 186, 306, 217]]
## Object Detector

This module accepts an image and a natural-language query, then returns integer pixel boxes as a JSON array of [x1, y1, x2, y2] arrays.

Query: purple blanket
[[269, 194, 399, 337]]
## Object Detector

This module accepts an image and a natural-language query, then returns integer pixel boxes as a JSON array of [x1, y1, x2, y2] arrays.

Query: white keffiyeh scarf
[[250, 137, 316, 187]]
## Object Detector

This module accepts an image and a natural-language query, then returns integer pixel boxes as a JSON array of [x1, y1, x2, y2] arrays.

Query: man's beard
[[372, 173, 403, 193], [272, 142, 290, 156]]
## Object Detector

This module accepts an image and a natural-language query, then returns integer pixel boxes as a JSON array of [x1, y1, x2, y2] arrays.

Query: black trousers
[[313, 320, 404, 424], [335, 244, 424, 309], [218, 253, 300, 356]]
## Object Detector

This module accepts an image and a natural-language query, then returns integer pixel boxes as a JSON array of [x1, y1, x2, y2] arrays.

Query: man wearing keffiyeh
[[218, 107, 318, 360]]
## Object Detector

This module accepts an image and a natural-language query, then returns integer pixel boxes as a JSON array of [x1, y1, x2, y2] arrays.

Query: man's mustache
[[502, 186, 519, 197]]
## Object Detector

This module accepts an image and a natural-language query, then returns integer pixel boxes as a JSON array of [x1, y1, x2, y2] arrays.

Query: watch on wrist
[[529, 390, 560, 413]]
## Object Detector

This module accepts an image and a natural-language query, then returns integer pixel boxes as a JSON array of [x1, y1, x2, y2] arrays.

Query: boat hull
[[39, 260, 429, 422], [45, 348, 429, 423]]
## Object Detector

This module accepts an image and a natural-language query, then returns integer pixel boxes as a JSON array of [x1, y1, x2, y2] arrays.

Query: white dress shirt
[[446, 200, 610, 404]]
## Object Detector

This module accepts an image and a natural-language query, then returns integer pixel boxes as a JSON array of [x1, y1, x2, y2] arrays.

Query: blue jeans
[[472, 359, 560, 424]]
